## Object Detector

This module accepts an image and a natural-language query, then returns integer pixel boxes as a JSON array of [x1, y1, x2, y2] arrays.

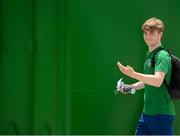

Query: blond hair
[[142, 17, 164, 33]]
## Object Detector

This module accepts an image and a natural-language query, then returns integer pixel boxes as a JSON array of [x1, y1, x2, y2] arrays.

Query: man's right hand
[[119, 86, 128, 94]]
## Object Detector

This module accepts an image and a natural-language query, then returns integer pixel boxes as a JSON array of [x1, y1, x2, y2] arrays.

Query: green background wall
[[0, 0, 180, 134]]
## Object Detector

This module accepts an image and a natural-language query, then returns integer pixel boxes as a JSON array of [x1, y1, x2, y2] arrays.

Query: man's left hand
[[117, 61, 135, 78]]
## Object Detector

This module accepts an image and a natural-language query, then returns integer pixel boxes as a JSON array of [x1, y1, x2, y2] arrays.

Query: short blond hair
[[142, 17, 164, 33]]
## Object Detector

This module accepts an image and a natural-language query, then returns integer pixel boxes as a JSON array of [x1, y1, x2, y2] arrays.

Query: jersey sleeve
[[154, 50, 171, 74]]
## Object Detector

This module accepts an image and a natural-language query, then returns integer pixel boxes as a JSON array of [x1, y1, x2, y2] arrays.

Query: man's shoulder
[[156, 49, 170, 59]]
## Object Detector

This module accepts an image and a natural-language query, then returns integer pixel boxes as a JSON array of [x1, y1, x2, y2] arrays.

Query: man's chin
[[146, 44, 152, 47], [146, 42, 154, 47]]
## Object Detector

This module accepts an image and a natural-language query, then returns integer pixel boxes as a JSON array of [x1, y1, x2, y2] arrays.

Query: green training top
[[143, 46, 175, 115]]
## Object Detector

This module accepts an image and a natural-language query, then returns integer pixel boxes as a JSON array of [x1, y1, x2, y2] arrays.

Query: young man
[[117, 17, 175, 135]]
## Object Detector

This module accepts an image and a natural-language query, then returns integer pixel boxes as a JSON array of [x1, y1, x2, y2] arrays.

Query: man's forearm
[[117, 61, 164, 87], [128, 81, 144, 90], [132, 71, 164, 87]]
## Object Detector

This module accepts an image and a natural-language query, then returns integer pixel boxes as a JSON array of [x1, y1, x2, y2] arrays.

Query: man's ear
[[159, 32, 163, 38]]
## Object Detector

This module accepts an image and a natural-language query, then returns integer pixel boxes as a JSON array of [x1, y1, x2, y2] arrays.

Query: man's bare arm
[[117, 62, 165, 87], [128, 81, 144, 90], [132, 71, 165, 87]]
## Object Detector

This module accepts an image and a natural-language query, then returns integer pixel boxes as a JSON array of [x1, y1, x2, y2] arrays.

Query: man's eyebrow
[[143, 31, 149, 34]]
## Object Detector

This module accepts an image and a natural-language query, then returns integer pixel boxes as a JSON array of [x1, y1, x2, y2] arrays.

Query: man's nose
[[145, 34, 152, 39]]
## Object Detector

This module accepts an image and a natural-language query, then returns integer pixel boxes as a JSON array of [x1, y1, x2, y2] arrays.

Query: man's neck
[[148, 42, 161, 52]]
